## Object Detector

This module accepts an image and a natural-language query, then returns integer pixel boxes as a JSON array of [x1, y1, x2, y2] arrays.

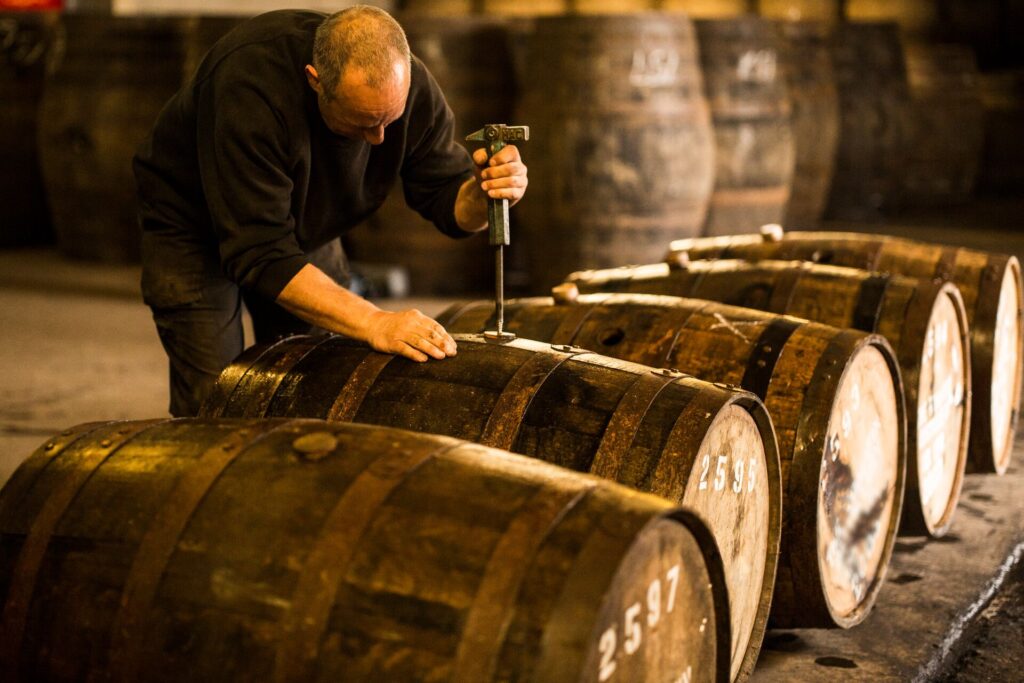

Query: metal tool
[[465, 123, 529, 341]]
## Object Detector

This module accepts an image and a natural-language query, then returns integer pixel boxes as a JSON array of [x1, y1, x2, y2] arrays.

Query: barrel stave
[[1, 420, 728, 682], [204, 335, 769, 681], [571, 260, 968, 537], [673, 231, 1022, 476], [441, 295, 903, 630], [519, 14, 715, 290]]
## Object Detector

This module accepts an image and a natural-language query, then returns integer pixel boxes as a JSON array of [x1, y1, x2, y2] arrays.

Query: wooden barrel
[[826, 22, 910, 220], [38, 15, 187, 263], [568, 259, 969, 538], [669, 229, 1022, 476], [773, 19, 839, 226], [978, 70, 1024, 194], [661, 0, 752, 17], [0, 418, 730, 682], [202, 334, 779, 681], [518, 14, 715, 291], [694, 18, 795, 236], [181, 16, 241, 83], [938, 0, 1015, 71], [845, 0, 939, 38], [901, 43, 983, 206], [343, 17, 515, 295], [400, 0, 649, 15], [438, 293, 906, 630], [0, 11, 55, 247], [757, 0, 842, 25]]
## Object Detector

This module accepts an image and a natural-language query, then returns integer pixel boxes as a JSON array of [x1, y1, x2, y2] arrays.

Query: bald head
[[312, 5, 411, 100]]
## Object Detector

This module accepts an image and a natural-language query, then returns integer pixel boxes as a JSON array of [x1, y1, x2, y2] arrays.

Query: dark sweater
[[134, 10, 474, 301]]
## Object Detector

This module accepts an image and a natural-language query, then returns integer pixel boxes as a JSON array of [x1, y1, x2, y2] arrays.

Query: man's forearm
[[275, 263, 457, 362], [453, 176, 489, 234], [276, 263, 383, 339]]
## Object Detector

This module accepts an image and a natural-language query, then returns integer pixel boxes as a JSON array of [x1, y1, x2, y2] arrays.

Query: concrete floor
[[1, 200, 1023, 679]]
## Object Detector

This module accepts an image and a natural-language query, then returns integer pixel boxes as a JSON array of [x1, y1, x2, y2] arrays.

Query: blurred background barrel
[[978, 70, 1024, 195], [400, 0, 651, 16], [38, 15, 188, 263], [845, 0, 938, 39], [518, 13, 715, 292], [0, 11, 55, 247], [181, 16, 241, 81], [774, 19, 839, 227], [0, 418, 730, 681], [694, 17, 795, 236], [900, 43, 983, 207], [826, 21, 910, 220], [757, 0, 841, 25], [661, 0, 751, 17]]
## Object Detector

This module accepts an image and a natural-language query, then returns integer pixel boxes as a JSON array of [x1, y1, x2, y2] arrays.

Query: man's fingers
[[481, 161, 528, 181], [472, 148, 490, 167], [397, 342, 430, 363], [490, 145, 521, 165], [481, 175, 527, 191], [417, 324, 457, 357]]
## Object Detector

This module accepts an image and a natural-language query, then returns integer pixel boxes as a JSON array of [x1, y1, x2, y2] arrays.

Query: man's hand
[[364, 308, 457, 362], [454, 144, 529, 233], [474, 144, 528, 204], [276, 264, 457, 363]]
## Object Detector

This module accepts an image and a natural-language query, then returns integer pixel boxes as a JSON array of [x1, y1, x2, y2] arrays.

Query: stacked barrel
[[2, 4, 1022, 682], [3, 4, 1019, 277]]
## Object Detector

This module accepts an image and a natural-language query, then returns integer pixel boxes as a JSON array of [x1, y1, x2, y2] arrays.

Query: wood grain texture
[[773, 19, 839, 227], [569, 258, 969, 538], [669, 230, 1022, 476], [825, 22, 910, 220], [517, 14, 715, 290], [0, 419, 729, 683], [694, 18, 795, 236], [440, 294, 902, 637], [204, 334, 771, 681]]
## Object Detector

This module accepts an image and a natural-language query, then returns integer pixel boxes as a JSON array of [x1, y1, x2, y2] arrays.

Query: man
[[133, 6, 528, 417]]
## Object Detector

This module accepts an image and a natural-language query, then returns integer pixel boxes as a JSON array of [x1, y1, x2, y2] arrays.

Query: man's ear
[[304, 65, 321, 94]]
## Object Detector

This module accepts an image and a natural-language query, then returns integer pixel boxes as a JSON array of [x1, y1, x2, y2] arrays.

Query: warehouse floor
[[1, 199, 1023, 680]]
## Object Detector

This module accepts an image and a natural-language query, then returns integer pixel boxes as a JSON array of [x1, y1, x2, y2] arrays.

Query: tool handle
[[484, 139, 510, 247]]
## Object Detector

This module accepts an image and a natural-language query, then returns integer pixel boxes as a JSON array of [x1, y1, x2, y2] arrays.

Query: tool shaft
[[495, 245, 505, 335]]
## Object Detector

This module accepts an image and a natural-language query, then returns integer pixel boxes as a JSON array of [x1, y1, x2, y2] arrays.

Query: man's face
[[306, 60, 410, 145]]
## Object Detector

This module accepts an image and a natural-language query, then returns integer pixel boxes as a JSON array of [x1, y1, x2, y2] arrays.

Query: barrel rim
[[787, 331, 908, 628], [713, 391, 783, 680], [901, 281, 972, 538], [969, 254, 1022, 475]]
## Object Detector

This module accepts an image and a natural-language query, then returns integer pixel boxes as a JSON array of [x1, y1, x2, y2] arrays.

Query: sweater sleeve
[[401, 60, 476, 239], [195, 57, 308, 300]]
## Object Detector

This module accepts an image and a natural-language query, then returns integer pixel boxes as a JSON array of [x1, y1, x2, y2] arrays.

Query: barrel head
[[684, 403, 773, 680], [815, 343, 903, 626], [986, 260, 1022, 474], [574, 515, 727, 683], [909, 285, 971, 537]]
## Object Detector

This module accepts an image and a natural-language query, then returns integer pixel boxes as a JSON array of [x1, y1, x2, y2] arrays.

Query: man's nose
[[364, 124, 385, 145]]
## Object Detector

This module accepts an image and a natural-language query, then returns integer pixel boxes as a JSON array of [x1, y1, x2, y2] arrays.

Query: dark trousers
[[142, 234, 349, 417]]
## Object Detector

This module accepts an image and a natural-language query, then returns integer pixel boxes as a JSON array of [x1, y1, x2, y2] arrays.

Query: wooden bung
[[568, 259, 968, 538], [202, 335, 779, 682], [438, 293, 906, 631], [668, 229, 1022, 476], [0, 419, 729, 682]]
